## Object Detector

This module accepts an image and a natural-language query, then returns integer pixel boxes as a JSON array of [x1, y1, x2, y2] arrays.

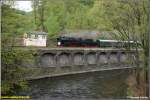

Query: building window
[[35, 35, 38, 39], [31, 35, 35, 39]]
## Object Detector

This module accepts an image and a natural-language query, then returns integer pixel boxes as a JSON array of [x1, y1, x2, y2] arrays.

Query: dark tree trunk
[[39, 0, 45, 31]]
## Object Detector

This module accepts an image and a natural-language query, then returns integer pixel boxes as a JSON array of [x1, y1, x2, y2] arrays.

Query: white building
[[24, 31, 48, 47]]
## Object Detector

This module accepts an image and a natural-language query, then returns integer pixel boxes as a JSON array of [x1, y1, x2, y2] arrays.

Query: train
[[57, 36, 137, 48]]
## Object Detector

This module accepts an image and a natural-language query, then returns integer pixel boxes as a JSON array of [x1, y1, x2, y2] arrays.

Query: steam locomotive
[[57, 36, 136, 48]]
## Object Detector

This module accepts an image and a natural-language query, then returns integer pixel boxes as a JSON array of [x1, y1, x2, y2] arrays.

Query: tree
[[1, 3, 34, 95], [31, 0, 46, 31], [2, 4, 33, 34], [102, 0, 149, 96], [109, 0, 148, 65], [1, 31, 33, 95]]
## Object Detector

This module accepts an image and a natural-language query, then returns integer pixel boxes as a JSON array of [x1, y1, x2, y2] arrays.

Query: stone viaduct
[[25, 48, 141, 80]]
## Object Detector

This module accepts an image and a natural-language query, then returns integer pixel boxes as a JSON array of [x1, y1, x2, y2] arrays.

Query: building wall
[[24, 34, 47, 47]]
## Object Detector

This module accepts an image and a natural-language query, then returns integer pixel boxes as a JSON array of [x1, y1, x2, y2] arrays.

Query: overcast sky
[[14, 1, 32, 12]]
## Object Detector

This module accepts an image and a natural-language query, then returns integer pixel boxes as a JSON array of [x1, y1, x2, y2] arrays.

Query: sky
[[14, 1, 32, 12]]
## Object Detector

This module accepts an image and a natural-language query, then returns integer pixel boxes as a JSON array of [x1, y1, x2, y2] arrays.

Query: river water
[[22, 69, 132, 99]]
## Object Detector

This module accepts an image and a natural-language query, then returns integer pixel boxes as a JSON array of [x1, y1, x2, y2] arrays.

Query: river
[[21, 69, 132, 99]]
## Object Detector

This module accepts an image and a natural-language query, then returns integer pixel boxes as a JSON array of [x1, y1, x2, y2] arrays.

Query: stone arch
[[58, 52, 70, 66], [87, 52, 96, 65], [40, 53, 56, 67], [99, 52, 108, 64], [120, 52, 127, 63], [109, 52, 118, 63], [73, 52, 84, 65]]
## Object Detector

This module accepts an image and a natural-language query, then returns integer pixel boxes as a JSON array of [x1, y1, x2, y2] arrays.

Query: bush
[[1, 47, 33, 95]]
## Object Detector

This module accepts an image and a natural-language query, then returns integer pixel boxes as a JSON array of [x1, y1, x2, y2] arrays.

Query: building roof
[[27, 31, 48, 35]]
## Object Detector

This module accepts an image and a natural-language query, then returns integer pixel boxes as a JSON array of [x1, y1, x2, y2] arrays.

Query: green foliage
[[102, 0, 149, 69], [45, 14, 60, 37], [1, 3, 36, 95], [1, 32, 34, 95], [1, 46, 33, 95], [1, 0, 149, 96], [31, 0, 149, 57], [44, 0, 66, 37], [1, 4, 33, 35]]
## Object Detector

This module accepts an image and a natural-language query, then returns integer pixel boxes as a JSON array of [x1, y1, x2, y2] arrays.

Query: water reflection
[[26, 69, 131, 99]]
